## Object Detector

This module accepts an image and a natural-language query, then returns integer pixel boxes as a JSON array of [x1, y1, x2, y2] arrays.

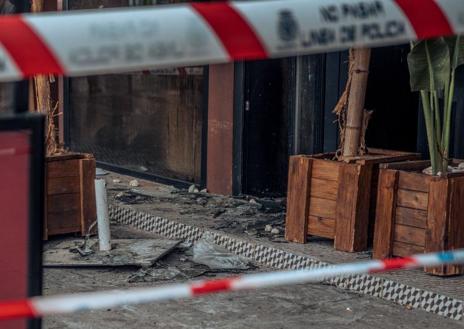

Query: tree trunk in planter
[[285, 149, 420, 252], [44, 153, 97, 239], [373, 160, 464, 276], [343, 48, 371, 158]]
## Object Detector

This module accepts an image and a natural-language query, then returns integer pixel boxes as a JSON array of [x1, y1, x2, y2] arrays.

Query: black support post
[[13, 0, 30, 113]]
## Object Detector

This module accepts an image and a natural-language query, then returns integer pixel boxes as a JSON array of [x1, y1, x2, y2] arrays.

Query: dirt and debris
[[44, 224, 257, 285], [192, 233, 252, 270], [41, 174, 464, 328], [44, 238, 180, 268], [114, 190, 154, 204], [129, 179, 140, 187], [107, 176, 287, 243], [43, 225, 463, 329]]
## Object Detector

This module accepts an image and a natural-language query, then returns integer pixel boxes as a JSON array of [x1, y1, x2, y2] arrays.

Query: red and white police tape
[[0, 0, 463, 81], [0, 248, 463, 321]]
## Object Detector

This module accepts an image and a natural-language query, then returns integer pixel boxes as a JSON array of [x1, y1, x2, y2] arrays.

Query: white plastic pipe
[[95, 178, 111, 251]]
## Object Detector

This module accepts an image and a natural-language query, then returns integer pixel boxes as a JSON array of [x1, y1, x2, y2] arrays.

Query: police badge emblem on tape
[[0, 0, 462, 81], [278, 10, 299, 43]]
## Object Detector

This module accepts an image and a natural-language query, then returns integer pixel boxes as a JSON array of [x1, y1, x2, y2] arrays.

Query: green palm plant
[[407, 36, 464, 175]]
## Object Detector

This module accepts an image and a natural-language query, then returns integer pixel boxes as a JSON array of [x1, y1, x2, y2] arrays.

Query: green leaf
[[407, 38, 450, 92], [445, 36, 464, 70]]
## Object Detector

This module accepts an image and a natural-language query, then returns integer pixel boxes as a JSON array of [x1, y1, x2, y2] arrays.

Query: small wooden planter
[[373, 160, 464, 276], [285, 149, 420, 252], [45, 153, 96, 239]]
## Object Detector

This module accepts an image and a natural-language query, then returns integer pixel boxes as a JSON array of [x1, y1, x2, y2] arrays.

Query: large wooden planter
[[45, 153, 96, 239], [285, 149, 420, 252], [373, 160, 464, 276]]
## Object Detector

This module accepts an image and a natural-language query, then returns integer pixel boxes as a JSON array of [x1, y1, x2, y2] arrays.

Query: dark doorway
[[241, 59, 294, 197], [320, 47, 420, 153], [364, 46, 419, 152]]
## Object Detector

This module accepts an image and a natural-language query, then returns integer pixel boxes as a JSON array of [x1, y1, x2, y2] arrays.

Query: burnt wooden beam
[[206, 64, 235, 195]]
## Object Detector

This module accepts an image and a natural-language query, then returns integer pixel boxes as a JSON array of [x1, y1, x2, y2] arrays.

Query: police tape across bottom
[[0, 249, 463, 321]]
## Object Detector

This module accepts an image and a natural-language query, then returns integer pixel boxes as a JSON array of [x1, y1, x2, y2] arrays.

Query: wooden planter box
[[373, 160, 464, 276], [285, 149, 420, 252], [45, 153, 96, 239]]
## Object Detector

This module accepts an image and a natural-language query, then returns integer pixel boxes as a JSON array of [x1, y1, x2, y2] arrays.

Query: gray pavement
[[42, 225, 464, 329], [43, 268, 464, 329]]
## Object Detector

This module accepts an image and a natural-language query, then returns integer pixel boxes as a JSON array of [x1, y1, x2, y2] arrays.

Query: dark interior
[[364, 45, 420, 153], [242, 59, 292, 197]]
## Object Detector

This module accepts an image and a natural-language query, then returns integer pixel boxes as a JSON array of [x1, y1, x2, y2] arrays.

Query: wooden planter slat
[[395, 207, 427, 228], [44, 153, 96, 239], [393, 241, 423, 256], [310, 178, 338, 200], [373, 161, 464, 276], [285, 156, 312, 243], [307, 216, 335, 239], [371, 169, 398, 258], [81, 157, 97, 236], [285, 150, 420, 252], [334, 163, 372, 251]]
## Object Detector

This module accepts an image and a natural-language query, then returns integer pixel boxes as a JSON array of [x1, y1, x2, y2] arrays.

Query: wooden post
[[285, 156, 312, 243], [372, 169, 399, 259], [342, 48, 371, 158], [80, 156, 97, 235], [425, 178, 464, 276], [425, 179, 450, 275], [334, 163, 371, 252], [206, 64, 235, 195], [31, 0, 58, 156]]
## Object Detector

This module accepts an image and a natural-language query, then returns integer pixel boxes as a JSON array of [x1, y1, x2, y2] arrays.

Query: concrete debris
[[245, 228, 258, 236], [200, 188, 208, 193], [249, 199, 258, 204], [212, 208, 226, 218], [236, 204, 258, 216], [193, 233, 250, 270], [127, 266, 186, 283], [187, 185, 200, 193], [114, 190, 154, 204], [178, 241, 193, 249], [271, 228, 280, 235], [264, 224, 273, 232], [112, 179, 121, 183], [43, 239, 180, 268], [196, 197, 208, 206], [96, 168, 109, 176], [129, 179, 140, 187]]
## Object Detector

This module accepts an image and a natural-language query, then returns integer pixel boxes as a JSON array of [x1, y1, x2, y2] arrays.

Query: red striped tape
[[0, 16, 64, 77], [191, 2, 267, 60], [0, 300, 36, 321], [191, 278, 235, 295], [395, 0, 453, 39]]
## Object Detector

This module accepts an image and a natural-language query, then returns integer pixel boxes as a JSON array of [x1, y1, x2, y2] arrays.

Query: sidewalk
[[105, 171, 464, 321]]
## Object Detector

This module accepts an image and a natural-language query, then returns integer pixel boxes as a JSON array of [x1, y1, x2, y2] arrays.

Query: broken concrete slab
[[44, 238, 180, 268]]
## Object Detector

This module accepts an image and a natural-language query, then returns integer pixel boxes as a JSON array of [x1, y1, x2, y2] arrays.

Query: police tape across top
[[0, 0, 462, 81], [0, 248, 463, 321]]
